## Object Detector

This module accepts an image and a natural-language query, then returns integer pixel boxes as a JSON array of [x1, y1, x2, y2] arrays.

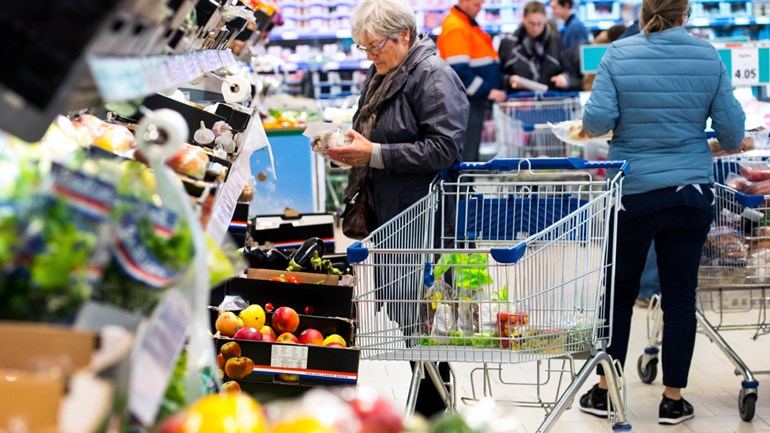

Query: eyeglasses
[[685, 9, 691, 22], [356, 38, 389, 56]]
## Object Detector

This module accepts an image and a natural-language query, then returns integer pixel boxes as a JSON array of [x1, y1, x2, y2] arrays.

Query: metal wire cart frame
[[637, 153, 770, 422], [493, 92, 582, 159], [347, 158, 632, 433]]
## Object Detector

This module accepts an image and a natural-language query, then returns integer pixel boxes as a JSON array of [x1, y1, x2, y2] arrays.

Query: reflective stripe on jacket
[[437, 6, 503, 100]]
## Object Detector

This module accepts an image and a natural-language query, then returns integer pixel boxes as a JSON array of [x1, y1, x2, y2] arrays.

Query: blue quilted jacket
[[583, 27, 745, 195]]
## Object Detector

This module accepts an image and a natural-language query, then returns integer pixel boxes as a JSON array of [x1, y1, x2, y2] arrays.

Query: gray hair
[[351, 0, 417, 45]]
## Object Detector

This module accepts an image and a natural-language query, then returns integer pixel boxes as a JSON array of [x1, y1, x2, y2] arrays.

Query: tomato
[[285, 275, 302, 283], [265, 303, 274, 312]]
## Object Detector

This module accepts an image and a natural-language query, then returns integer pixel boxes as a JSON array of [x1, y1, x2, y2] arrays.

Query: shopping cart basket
[[493, 92, 582, 159], [637, 152, 770, 422], [348, 158, 631, 433]]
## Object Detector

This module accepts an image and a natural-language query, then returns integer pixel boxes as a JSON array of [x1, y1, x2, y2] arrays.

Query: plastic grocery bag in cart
[[549, 119, 612, 160]]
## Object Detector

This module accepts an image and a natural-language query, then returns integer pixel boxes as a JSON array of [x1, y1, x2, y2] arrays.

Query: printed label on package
[[270, 344, 308, 369], [51, 163, 116, 219]]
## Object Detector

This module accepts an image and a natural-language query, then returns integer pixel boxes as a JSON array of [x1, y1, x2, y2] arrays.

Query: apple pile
[[214, 304, 350, 349], [217, 341, 254, 381]]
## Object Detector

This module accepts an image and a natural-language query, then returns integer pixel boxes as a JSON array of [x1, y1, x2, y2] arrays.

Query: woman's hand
[[550, 73, 569, 89], [326, 129, 373, 167], [508, 75, 521, 89]]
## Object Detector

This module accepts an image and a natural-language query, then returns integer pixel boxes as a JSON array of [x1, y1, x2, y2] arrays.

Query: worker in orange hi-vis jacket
[[438, 0, 506, 162]]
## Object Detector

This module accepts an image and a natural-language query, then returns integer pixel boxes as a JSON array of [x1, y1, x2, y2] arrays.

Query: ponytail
[[640, 0, 688, 34]]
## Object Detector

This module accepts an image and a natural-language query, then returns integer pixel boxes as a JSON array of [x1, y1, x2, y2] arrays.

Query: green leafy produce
[[435, 253, 493, 290]]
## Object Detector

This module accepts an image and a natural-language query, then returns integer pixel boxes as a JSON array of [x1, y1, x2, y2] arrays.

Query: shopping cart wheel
[[739, 389, 757, 422], [636, 355, 658, 384]]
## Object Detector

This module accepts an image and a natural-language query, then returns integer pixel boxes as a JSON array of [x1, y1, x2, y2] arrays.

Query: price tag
[[732, 48, 760, 85], [271, 344, 308, 369], [129, 289, 191, 426]]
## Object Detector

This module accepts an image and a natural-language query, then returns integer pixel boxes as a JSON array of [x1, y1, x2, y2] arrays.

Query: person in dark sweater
[[499, 1, 579, 91]]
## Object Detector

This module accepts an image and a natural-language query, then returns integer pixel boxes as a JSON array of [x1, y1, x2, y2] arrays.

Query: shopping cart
[[348, 158, 631, 433], [493, 92, 582, 159], [637, 152, 770, 422]]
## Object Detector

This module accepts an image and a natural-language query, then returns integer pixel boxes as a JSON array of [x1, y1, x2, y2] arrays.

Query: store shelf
[[87, 50, 237, 102], [277, 59, 372, 72]]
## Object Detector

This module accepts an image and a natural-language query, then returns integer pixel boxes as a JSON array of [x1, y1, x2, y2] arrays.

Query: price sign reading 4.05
[[732, 48, 760, 86]]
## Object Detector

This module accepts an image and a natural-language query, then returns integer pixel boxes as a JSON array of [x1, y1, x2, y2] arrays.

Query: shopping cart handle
[[347, 242, 368, 263], [506, 91, 581, 99], [491, 243, 528, 264], [451, 158, 628, 173]]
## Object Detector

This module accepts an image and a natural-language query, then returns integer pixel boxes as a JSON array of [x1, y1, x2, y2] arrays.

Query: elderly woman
[[326, 0, 468, 231], [326, 0, 468, 417], [498, 1, 578, 91]]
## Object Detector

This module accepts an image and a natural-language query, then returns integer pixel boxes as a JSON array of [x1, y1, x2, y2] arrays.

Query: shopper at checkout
[[437, 0, 506, 162], [326, 0, 469, 417], [577, 0, 745, 424], [498, 1, 579, 92]]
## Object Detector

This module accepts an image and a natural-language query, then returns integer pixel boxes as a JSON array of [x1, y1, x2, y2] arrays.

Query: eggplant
[[264, 248, 289, 270], [287, 237, 325, 272], [243, 247, 267, 268]]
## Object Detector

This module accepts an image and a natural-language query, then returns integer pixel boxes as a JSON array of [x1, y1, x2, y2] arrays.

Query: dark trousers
[[600, 204, 712, 388], [463, 99, 488, 162]]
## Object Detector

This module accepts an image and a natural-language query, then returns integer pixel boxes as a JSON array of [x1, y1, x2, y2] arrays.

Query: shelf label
[[270, 344, 308, 369], [732, 48, 760, 85], [129, 289, 190, 426]]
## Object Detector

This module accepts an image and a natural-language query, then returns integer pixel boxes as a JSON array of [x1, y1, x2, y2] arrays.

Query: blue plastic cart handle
[[451, 157, 628, 173], [506, 91, 581, 99], [347, 241, 528, 265]]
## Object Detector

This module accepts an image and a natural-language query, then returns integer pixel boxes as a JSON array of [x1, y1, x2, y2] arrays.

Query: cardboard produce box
[[212, 275, 354, 319], [0, 322, 131, 433], [214, 332, 360, 389]]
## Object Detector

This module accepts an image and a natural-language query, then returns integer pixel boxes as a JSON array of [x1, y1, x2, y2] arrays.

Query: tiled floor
[[356, 303, 770, 433]]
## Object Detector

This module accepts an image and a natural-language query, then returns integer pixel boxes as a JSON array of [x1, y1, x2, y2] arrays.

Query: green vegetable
[[435, 254, 493, 290], [287, 258, 304, 272], [310, 251, 323, 272], [322, 259, 342, 275]]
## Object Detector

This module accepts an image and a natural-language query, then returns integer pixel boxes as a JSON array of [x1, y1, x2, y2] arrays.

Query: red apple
[[215, 311, 243, 337], [271, 307, 299, 334], [220, 341, 241, 359], [224, 357, 254, 380], [156, 412, 186, 433], [276, 333, 299, 344], [259, 326, 277, 342], [325, 342, 346, 349], [347, 388, 403, 433], [274, 373, 299, 383], [234, 327, 263, 341], [220, 380, 241, 394], [298, 328, 324, 345]]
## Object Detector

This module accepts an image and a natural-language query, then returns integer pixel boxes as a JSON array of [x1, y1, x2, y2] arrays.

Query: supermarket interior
[[2, 0, 770, 432]]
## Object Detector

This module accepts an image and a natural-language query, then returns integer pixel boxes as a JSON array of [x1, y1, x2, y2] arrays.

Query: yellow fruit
[[322, 334, 347, 347], [183, 394, 267, 433], [271, 417, 334, 433], [239, 304, 266, 329]]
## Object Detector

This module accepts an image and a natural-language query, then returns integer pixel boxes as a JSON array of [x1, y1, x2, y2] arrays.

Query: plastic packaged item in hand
[[303, 122, 353, 168], [725, 173, 752, 192]]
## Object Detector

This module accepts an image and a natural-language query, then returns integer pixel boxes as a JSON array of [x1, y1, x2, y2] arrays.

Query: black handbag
[[341, 182, 377, 240]]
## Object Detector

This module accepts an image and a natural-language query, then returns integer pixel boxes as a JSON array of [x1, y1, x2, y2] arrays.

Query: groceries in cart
[[709, 126, 767, 156], [303, 122, 353, 168], [417, 251, 604, 354], [549, 120, 612, 161]]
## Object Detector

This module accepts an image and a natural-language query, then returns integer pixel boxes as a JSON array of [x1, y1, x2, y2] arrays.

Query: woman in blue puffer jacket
[[577, 0, 745, 425]]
